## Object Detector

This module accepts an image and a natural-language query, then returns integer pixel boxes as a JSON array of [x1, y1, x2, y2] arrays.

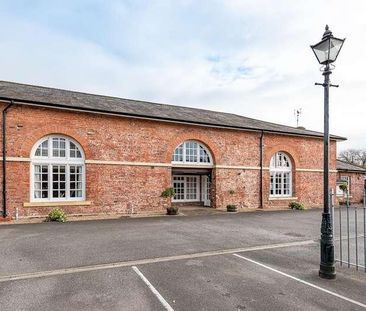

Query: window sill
[[23, 201, 92, 208], [269, 196, 298, 201]]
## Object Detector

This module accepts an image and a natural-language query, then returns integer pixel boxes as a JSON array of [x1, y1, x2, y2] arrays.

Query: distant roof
[[337, 160, 366, 173], [0, 81, 346, 140]]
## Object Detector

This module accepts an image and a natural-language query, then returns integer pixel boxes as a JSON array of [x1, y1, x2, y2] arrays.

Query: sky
[[0, 0, 365, 152]]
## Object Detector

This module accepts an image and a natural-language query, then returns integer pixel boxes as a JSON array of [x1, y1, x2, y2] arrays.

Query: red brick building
[[336, 160, 366, 204], [0, 81, 346, 219]]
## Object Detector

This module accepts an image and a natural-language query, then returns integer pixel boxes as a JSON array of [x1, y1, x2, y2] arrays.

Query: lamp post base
[[319, 264, 336, 279], [319, 212, 336, 279]]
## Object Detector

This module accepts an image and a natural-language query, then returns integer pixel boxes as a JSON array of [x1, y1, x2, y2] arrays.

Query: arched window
[[270, 152, 292, 197], [172, 140, 212, 164], [31, 135, 85, 202]]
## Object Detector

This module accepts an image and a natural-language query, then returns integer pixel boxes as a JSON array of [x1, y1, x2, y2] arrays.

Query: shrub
[[339, 183, 348, 193], [289, 201, 305, 210], [161, 187, 176, 199], [46, 208, 67, 223]]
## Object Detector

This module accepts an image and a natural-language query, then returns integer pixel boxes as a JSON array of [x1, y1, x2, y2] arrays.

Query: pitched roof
[[337, 159, 366, 173], [0, 80, 346, 140]]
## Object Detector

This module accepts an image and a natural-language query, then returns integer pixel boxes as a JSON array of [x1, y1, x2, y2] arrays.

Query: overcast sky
[[0, 1, 365, 151]]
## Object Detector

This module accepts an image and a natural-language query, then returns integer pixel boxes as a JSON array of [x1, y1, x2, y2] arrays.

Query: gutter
[[2, 102, 13, 218], [0, 97, 347, 141]]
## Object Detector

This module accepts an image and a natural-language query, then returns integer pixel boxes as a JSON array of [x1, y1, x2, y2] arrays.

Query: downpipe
[[2, 102, 13, 218]]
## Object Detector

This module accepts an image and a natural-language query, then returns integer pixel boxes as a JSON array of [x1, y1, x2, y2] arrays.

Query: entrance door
[[172, 175, 200, 202], [202, 175, 211, 207]]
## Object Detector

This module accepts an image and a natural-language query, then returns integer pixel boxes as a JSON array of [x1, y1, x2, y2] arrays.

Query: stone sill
[[268, 197, 298, 201], [23, 201, 92, 208]]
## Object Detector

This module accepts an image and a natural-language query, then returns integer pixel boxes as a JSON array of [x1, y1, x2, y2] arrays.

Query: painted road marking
[[0, 239, 315, 283], [233, 253, 366, 309], [132, 266, 174, 311]]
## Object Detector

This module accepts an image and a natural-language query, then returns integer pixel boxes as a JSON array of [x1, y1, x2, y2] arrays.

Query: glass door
[[172, 175, 200, 202]]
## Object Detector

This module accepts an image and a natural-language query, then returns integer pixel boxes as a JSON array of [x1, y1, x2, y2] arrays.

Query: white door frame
[[201, 175, 211, 207]]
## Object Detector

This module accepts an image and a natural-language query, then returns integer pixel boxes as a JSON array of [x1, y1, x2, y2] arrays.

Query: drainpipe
[[2, 102, 13, 218], [259, 131, 264, 208]]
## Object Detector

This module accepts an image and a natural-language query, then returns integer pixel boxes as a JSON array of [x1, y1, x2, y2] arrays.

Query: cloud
[[0, 0, 364, 151]]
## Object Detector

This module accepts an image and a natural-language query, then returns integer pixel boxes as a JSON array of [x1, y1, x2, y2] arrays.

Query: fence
[[331, 190, 366, 272]]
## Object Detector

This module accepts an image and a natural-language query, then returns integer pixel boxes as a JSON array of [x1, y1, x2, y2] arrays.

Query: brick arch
[[165, 132, 220, 164], [264, 145, 299, 169], [19, 126, 91, 159]]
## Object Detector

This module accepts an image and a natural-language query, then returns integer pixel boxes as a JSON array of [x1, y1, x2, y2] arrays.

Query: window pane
[[185, 142, 198, 162], [52, 138, 66, 158], [35, 139, 49, 157], [199, 146, 210, 163], [172, 144, 183, 162], [52, 165, 66, 198], [70, 141, 82, 158], [173, 176, 185, 200], [34, 165, 48, 199]]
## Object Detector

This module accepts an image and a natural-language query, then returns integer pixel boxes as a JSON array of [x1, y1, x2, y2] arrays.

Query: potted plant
[[161, 187, 178, 215], [339, 182, 348, 194], [226, 204, 237, 212], [226, 190, 238, 212], [339, 182, 349, 206]]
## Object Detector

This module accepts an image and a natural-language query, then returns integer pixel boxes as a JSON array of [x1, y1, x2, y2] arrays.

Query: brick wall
[[0, 102, 339, 218]]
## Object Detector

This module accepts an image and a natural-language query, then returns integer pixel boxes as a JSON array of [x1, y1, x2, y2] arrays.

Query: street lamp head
[[311, 25, 345, 65]]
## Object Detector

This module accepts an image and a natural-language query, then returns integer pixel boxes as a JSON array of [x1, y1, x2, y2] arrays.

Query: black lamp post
[[311, 25, 345, 279]]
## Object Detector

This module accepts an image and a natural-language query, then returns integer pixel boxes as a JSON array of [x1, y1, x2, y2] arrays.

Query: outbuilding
[[0, 81, 346, 218], [336, 159, 366, 204]]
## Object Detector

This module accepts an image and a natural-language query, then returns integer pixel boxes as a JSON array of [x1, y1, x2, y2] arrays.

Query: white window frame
[[172, 140, 212, 165], [30, 135, 86, 202], [269, 152, 293, 197], [172, 175, 201, 202]]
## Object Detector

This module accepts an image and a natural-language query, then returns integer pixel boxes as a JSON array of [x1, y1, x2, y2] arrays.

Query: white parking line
[[233, 253, 366, 309], [132, 266, 174, 311]]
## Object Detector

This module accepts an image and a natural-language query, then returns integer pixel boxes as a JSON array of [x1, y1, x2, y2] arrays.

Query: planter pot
[[166, 207, 179, 215], [226, 205, 237, 212]]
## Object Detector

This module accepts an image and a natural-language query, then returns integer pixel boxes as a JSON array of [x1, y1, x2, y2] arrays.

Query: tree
[[338, 149, 366, 167]]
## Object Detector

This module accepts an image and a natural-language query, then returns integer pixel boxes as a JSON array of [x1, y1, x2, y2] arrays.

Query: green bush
[[161, 187, 176, 199], [289, 201, 305, 210], [339, 183, 348, 193], [46, 208, 67, 223]]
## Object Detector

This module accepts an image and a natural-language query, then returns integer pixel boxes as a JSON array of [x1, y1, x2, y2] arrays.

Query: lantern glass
[[329, 37, 344, 62], [311, 36, 345, 65]]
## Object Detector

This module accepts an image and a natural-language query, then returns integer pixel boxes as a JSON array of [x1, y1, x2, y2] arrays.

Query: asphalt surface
[[1, 209, 365, 310]]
